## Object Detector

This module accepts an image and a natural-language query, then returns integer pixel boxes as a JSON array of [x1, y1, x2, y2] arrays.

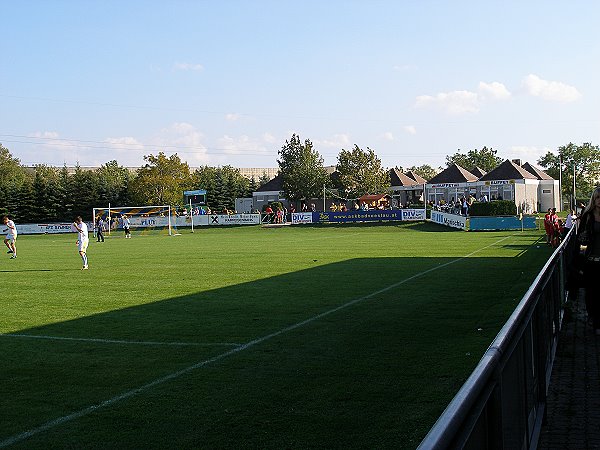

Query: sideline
[[0, 334, 241, 347], [0, 234, 515, 448]]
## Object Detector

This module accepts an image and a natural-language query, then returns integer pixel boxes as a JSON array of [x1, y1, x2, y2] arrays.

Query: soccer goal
[[92, 205, 179, 236]]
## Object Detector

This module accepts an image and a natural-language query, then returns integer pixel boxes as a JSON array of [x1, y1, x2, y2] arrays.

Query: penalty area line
[[0, 234, 514, 448], [0, 334, 242, 347]]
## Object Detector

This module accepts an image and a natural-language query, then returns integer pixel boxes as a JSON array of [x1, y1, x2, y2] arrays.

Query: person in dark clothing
[[577, 186, 600, 334]]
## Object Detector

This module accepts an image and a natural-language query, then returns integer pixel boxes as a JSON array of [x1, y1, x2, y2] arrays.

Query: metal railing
[[418, 227, 578, 450]]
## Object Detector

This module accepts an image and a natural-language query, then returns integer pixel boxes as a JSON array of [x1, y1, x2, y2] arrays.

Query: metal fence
[[417, 227, 578, 450]]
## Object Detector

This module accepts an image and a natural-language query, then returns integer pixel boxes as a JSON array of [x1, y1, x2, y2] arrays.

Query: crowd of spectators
[[430, 194, 478, 216]]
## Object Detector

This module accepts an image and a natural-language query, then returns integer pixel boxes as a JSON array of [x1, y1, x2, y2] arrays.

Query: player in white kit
[[73, 216, 89, 270], [3, 216, 17, 259]]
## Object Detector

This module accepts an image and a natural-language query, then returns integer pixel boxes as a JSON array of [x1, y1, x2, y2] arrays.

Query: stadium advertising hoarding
[[430, 211, 467, 230], [208, 214, 261, 226], [129, 216, 170, 228], [15, 223, 79, 235], [291, 212, 313, 224], [401, 209, 426, 221], [314, 210, 402, 223]]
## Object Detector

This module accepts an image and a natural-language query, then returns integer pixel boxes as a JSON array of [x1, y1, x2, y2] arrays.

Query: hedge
[[469, 200, 517, 216]]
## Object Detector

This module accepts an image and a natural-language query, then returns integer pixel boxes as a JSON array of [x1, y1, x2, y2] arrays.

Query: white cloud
[[478, 81, 511, 100], [30, 131, 59, 139], [216, 135, 270, 156], [415, 80, 511, 114], [262, 132, 277, 144], [104, 136, 144, 151], [522, 74, 581, 102], [382, 132, 395, 141], [153, 122, 209, 165], [316, 133, 351, 148], [415, 90, 480, 114], [173, 62, 204, 72], [505, 145, 552, 164], [403, 125, 417, 135], [225, 113, 241, 121]]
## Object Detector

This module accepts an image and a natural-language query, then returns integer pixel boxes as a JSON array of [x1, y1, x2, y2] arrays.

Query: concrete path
[[539, 290, 600, 449]]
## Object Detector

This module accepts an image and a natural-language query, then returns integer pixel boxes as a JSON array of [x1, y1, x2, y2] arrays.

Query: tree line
[[0, 145, 268, 223], [2, 137, 598, 223]]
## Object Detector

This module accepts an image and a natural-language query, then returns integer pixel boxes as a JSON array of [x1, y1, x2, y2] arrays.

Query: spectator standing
[[543, 208, 553, 245], [563, 209, 577, 238], [576, 187, 600, 334]]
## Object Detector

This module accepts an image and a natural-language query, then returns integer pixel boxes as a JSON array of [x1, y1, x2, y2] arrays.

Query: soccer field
[[1, 222, 551, 449]]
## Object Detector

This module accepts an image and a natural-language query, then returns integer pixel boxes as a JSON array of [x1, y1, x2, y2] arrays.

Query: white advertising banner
[[208, 214, 261, 226], [128, 216, 170, 227], [430, 211, 467, 230], [292, 212, 313, 224], [401, 209, 426, 221], [14, 223, 82, 235]]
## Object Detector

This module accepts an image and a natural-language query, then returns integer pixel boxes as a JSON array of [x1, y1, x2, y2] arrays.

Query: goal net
[[92, 205, 178, 237]]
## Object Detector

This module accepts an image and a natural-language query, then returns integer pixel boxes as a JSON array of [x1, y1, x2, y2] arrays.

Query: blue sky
[[1, 1, 598, 170]]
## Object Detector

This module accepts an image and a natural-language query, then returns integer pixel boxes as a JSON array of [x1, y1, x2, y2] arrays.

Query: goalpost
[[92, 205, 178, 236]]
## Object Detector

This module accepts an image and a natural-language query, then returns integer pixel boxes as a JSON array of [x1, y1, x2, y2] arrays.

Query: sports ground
[[0, 222, 552, 449]]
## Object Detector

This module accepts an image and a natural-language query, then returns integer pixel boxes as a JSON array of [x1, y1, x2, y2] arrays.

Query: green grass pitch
[[0, 222, 551, 449]]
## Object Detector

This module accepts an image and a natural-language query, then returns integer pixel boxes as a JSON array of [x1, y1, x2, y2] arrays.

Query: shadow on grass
[[0, 247, 547, 449]]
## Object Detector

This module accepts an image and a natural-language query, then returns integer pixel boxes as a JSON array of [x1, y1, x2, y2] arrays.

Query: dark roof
[[427, 164, 478, 184], [470, 166, 487, 178], [255, 174, 283, 192], [522, 162, 554, 180], [359, 194, 390, 202], [405, 170, 428, 184], [390, 168, 420, 187], [479, 159, 538, 181]]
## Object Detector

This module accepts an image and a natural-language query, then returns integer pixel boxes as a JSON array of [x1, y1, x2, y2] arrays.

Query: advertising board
[[292, 212, 313, 224], [430, 211, 467, 230]]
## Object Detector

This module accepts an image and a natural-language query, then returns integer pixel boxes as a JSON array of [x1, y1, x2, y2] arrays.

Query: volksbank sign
[[430, 211, 467, 230]]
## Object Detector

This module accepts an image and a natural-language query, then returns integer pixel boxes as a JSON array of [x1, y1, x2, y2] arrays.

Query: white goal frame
[[92, 204, 175, 236]]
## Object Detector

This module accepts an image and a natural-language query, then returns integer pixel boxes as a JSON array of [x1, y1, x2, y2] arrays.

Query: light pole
[[572, 163, 576, 210], [558, 154, 563, 211]]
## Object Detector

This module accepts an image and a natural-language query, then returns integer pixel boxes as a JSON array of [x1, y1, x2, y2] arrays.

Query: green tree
[[248, 176, 258, 196], [96, 160, 132, 207], [192, 166, 218, 207], [257, 171, 271, 189], [70, 165, 100, 220], [191, 165, 249, 211], [12, 179, 35, 223], [277, 134, 329, 202], [446, 146, 502, 172], [31, 165, 63, 222], [58, 165, 74, 221], [131, 152, 191, 205], [538, 142, 600, 204], [406, 164, 439, 182], [336, 145, 390, 197], [0, 144, 27, 216]]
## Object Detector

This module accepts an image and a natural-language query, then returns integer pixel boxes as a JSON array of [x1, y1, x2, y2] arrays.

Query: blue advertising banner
[[469, 215, 537, 231], [312, 210, 404, 223]]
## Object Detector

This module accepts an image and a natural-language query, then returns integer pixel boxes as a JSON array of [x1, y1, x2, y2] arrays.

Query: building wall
[[538, 180, 561, 212]]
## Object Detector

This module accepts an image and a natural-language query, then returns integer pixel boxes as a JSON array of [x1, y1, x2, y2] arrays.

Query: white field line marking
[[0, 235, 513, 448], [0, 334, 241, 347]]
